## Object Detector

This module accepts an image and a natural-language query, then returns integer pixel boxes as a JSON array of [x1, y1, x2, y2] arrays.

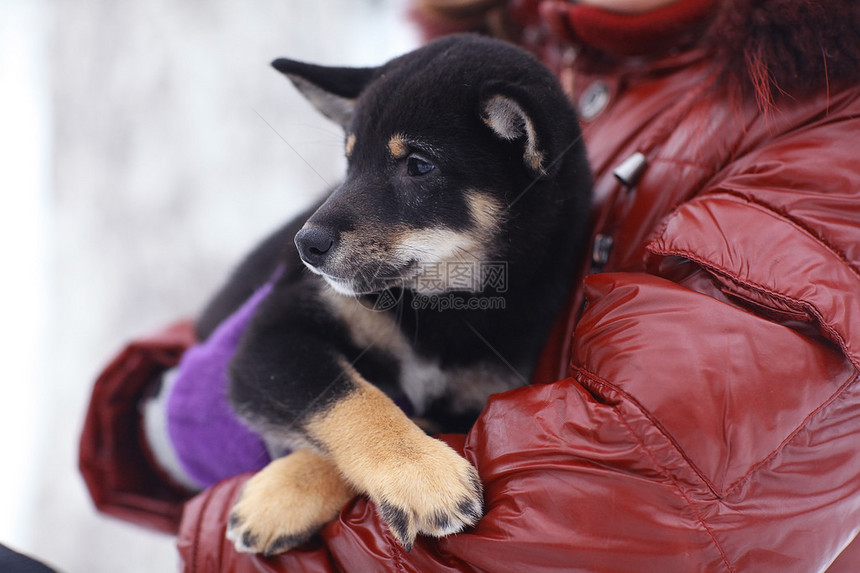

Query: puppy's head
[[273, 35, 582, 296]]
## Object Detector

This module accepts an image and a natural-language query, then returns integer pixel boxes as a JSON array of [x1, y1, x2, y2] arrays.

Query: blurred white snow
[[0, 1, 417, 570]]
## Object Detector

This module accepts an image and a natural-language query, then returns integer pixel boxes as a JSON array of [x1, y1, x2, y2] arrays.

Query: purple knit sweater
[[166, 278, 277, 488]]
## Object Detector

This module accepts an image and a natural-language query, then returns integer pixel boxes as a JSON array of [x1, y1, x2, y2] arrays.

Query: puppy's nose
[[295, 227, 336, 268]]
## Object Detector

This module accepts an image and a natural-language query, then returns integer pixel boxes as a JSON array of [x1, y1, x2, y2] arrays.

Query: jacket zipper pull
[[613, 151, 648, 188]]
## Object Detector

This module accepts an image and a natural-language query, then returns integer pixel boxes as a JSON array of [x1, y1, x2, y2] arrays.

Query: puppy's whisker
[[508, 132, 585, 208], [454, 246, 482, 262], [464, 321, 528, 385], [254, 109, 331, 187], [305, 140, 351, 147], [285, 123, 345, 141]]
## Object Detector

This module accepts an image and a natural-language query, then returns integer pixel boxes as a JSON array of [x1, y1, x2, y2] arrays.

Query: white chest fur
[[321, 288, 522, 416]]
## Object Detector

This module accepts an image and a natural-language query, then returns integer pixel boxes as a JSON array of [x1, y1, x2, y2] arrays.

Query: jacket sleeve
[[79, 320, 197, 534], [175, 107, 860, 569], [176, 268, 859, 572], [178, 372, 729, 572]]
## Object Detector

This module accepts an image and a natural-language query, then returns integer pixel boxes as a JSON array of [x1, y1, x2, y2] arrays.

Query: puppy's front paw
[[368, 435, 483, 551], [307, 374, 484, 550], [226, 450, 354, 556]]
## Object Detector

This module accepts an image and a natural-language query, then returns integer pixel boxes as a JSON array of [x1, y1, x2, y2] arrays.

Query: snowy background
[[0, 1, 417, 570]]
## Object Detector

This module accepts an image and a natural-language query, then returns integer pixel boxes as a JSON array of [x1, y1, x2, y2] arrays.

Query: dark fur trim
[[416, 0, 860, 108], [706, 0, 860, 107]]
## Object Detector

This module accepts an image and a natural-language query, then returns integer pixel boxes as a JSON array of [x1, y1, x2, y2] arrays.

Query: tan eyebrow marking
[[388, 133, 409, 159]]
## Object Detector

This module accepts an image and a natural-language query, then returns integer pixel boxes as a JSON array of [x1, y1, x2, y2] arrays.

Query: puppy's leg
[[226, 282, 481, 553], [306, 359, 483, 551], [224, 281, 362, 555], [227, 449, 354, 555]]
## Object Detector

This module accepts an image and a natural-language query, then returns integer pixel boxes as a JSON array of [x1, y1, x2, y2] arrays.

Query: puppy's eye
[[406, 156, 435, 176]]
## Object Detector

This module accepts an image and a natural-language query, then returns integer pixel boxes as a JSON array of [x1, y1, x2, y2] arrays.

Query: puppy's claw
[[368, 438, 484, 549], [227, 510, 312, 556]]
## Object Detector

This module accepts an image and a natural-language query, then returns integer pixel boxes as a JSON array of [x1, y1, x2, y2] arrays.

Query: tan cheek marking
[[345, 133, 356, 158], [388, 133, 408, 159], [465, 190, 504, 237], [392, 227, 481, 261]]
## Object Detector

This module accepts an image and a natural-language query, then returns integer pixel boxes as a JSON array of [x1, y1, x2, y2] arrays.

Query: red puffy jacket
[[81, 1, 860, 570]]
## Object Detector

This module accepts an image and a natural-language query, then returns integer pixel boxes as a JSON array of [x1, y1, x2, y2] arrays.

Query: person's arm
[[176, 264, 858, 571], [174, 109, 860, 570], [79, 320, 197, 534]]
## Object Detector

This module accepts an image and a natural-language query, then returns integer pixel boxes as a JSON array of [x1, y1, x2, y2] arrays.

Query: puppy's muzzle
[[295, 227, 336, 269]]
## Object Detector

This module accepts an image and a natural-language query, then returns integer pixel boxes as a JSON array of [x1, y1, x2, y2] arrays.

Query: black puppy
[[203, 34, 592, 555]]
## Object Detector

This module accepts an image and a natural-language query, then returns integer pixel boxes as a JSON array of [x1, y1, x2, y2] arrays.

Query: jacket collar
[[537, 0, 860, 106], [539, 0, 719, 58]]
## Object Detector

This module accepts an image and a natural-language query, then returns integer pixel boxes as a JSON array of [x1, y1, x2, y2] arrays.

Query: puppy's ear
[[481, 82, 567, 178], [272, 59, 376, 129]]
